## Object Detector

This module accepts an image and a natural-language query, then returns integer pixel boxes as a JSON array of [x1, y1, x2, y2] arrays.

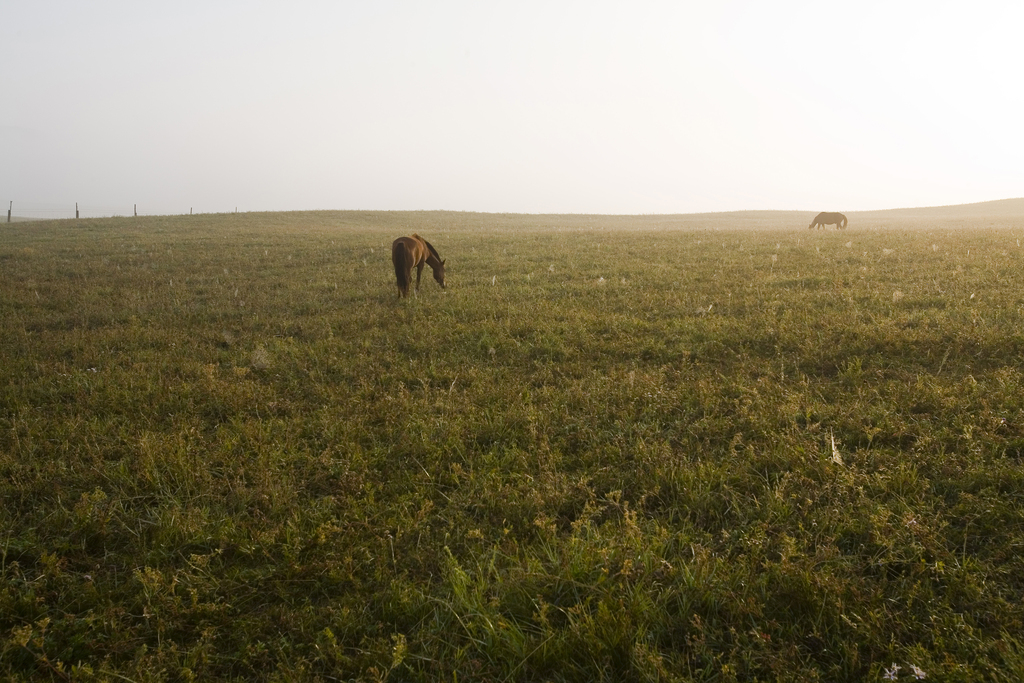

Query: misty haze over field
[[3, 2, 1023, 216]]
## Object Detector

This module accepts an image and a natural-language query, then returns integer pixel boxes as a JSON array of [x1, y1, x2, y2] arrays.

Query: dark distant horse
[[391, 234, 446, 298], [809, 212, 848, 230]]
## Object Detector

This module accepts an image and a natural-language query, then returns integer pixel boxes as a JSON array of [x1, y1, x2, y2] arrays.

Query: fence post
[[7, 201, 10, 223], [134, 204, 137, 217], [76, 202, 79, 219]]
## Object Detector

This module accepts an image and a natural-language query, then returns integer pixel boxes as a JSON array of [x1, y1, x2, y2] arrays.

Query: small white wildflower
[[845, 241, 853, 248], [883, 248, 894, 255], [932, 244, 938, 251], [910, 664, 927, 679], [893, 290, 903, 303], [883, 663, 901, 680], [548, 264, 555, 272], [597, 276, 605, 284], [488, 347, 496, 357], [970, 293, 975, 300]]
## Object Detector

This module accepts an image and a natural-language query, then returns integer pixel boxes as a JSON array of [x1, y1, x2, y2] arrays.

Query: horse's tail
[[392, 241, 409, 296]]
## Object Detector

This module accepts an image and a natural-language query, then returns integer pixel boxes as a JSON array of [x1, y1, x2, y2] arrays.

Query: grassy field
[[2, 206, 1024, 681]]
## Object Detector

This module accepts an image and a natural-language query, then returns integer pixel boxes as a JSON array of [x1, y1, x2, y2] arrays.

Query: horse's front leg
[[415, 263, 424, 292]]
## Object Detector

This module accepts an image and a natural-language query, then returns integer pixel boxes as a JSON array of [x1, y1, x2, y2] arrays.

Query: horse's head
[[433, 259, 446, 289]]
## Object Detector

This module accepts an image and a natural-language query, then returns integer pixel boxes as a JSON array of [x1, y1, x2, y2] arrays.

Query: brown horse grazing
[[391, 234, 446, 298], [809, 212, 848, 230]]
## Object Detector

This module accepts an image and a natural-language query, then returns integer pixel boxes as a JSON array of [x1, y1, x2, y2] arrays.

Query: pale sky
[[3, 1, 1022, 217]]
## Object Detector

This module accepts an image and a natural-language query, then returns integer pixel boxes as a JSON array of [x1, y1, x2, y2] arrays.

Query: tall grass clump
[[2, 209, 1024, 681]]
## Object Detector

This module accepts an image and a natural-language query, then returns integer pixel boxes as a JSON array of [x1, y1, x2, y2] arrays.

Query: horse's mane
[[422, 238, 441, 262]]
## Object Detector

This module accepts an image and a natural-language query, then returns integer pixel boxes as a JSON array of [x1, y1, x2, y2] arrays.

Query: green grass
[[3, 210, 1024, 681]]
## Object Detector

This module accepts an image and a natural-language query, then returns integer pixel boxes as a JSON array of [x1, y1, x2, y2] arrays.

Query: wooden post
[[76, 202, 79, 219], [7, 201, 10, 223], [134, 204, 137, 217]]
